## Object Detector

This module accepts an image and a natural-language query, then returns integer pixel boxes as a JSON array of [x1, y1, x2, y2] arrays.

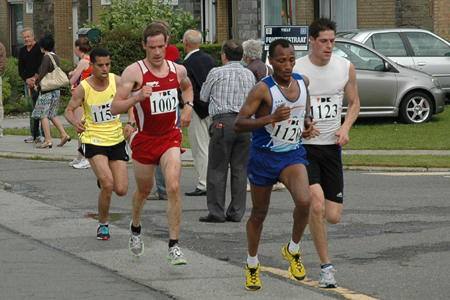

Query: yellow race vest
[[80, 73, 124, 146]]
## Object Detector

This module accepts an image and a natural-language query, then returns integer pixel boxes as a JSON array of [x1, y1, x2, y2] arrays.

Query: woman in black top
[[32, 35, 71, 149]]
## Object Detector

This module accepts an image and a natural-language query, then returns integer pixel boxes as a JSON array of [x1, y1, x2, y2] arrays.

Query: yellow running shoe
[[245, 263, 262, 291], [282, 242, 306, 281]]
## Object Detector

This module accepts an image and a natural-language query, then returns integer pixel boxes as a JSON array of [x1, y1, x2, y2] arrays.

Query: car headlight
[[431, 76, 442, 88]]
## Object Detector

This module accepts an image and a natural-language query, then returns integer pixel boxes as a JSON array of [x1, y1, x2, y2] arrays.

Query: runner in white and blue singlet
[[235, 38, 318, 291]]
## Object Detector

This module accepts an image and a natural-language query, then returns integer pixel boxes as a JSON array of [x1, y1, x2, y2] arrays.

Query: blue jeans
[[154, 164, 166, 195]]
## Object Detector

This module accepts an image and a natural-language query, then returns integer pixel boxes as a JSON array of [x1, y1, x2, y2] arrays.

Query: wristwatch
[[305, 114, 314, 122], [185, 101, 194, 108], [127, 122, 136, 127]]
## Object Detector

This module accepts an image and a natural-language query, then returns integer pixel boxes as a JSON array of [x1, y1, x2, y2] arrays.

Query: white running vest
[[294, 55, 350, 145]]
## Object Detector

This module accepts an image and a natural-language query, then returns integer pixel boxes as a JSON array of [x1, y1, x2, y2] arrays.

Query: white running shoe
[[68, 157, 82, 167], [167, 244, 187, 265], [272, 182, 286, 191], [72, 158, 91, 169], [318, 265, 337, 288]]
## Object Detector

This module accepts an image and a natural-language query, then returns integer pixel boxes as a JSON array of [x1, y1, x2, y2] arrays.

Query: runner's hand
[[272, 103, 291, 122]]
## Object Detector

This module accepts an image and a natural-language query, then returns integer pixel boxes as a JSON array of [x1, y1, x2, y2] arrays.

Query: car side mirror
[[384, 61, 392, 71]]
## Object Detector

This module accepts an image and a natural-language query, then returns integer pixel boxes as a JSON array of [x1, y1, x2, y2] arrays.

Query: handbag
[[39, 53, 69, 92]]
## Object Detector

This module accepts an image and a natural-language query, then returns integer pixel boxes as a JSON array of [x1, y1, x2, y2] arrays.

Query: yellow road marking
[[364, 172, 450, 176], [261, 266, 380, 300]]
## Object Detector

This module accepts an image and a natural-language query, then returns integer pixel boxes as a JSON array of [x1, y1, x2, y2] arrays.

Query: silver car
[[332, 38, 445, 124], [274, 38, 445, 124], [336, 28, 450, 97]]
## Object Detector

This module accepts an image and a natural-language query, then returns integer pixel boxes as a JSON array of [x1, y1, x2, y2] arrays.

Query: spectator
[[0, 42, 6, 138], [67, 37, 94, 169], [198, 40, 255, 223], [32, 35, 71, 149], [182, 30, 218, 196], [242, 39, 273, 82], [18, 28, 44, 143]]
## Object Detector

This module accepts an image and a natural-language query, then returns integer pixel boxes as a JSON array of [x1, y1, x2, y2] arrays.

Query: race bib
[[90, 101, 117, 124], [310, 95, 339, 120], [271, 117, 304, 144], [149, 88, 179, 115]]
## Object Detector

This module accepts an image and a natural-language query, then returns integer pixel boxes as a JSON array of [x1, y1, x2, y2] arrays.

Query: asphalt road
[[1, 158, 449, 300]]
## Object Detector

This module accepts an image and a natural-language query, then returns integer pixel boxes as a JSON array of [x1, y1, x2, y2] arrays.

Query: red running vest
[[131, 60, 181, 135]]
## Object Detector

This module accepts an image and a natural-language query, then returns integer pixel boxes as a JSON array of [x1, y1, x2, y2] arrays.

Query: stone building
[[179, 0, 450, 43], [0, 0, 109, 63], [1, 0, 449, 62]]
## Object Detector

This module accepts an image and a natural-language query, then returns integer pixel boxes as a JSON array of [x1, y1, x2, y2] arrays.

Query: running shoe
[[72, 158, 91, 169], [147, 191, 168, 200], [245, 263, 262, 291], [129, 221, 144, 258], [167, 244, 187, 265], [97, 225, 110, 240], [69, 157, 82, 167], [0, 131, 3, 138], [24, 136, 37, 143], [282, 242, 306, 281], [318, 265, 337, 288], [272, 182, 286, 191]]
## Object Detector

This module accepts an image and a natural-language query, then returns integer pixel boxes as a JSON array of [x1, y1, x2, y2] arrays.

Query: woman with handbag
[[32, 34, 71, 149]]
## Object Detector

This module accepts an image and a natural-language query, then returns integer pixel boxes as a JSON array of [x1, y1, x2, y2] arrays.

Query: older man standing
[[182, 30, 218, 196], [0, 42, 6, 138], [18, 28, 44, 143], [199, 40, 255, 223]]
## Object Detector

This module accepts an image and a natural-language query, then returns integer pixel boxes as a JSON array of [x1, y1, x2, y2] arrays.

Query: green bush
[[1, 56, 74, 115], [2, 76, 12, 103], [3, 57, 24, 109], [84, 0, 200, 75]]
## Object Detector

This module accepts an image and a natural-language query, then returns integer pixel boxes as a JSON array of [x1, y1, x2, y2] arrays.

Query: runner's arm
[[335, 62, 360, 146], [111, 64, 149, 115], [65, 84, 87, 134], [234, 82, 290, 133]]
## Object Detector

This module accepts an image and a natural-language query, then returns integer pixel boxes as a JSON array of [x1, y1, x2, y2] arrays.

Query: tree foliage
[[85, 0, 200, 75]]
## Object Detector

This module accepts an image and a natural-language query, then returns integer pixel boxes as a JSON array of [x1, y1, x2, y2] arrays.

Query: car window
[[333, 42, 384, 71], [365, 32, 407, 56], [404, 32, 450, 56], [336, 32, 357, 39]]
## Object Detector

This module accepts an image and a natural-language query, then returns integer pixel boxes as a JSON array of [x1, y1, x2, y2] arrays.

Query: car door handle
[[418, 62, 427, 66]]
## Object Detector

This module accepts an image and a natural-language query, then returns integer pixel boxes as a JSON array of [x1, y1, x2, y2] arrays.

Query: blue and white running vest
[[251, 73, 308, 152]]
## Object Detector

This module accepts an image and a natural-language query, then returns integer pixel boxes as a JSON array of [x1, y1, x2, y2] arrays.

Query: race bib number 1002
[[150, 88, 179, 115], [90, 101, 117, 124]]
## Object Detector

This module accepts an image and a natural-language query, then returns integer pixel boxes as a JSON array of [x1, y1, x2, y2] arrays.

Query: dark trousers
[[206, 114, 252, 221]]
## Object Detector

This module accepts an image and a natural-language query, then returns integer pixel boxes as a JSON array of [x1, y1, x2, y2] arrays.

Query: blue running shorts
[[247, 145, 308, 187]]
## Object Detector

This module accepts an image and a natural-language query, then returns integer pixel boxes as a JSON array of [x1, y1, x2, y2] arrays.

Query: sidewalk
[[2, 115, 450, 163], [0, 116, 194, 163]]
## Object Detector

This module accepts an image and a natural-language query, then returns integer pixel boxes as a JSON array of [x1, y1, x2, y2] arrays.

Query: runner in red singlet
[[111, 22, 193, 264]]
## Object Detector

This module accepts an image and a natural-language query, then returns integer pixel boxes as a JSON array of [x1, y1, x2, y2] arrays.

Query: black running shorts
[[303, 144, 344, 204]]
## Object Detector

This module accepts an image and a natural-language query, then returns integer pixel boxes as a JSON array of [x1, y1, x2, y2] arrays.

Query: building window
[[101, 0, 111, 5]]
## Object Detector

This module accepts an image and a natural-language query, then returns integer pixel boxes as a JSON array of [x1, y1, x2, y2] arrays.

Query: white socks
[[288, 239, 300, 253], [247, 254, 259, 267]]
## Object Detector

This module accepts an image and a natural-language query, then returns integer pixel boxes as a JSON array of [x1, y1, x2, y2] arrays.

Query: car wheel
[[399, 92, 434, 124]]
